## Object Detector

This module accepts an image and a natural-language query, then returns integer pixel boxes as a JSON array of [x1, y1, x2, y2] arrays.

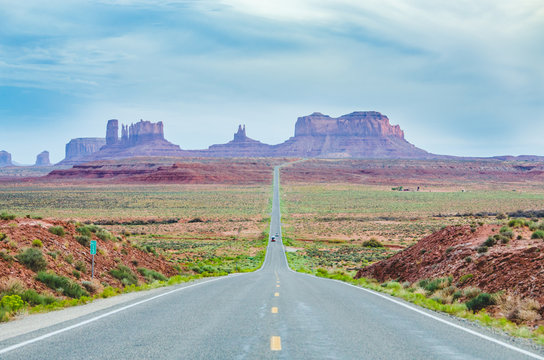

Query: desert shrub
[[362, 238, 383, 248], [48, 226, 65, 237], [497, 293, 542, 324], [81, 281, 99, 294], [72, 270, 81, 279], [458, 274, 474, 285], [76, 235, 91, 247], [477, 245, 488, 253], [96, 229, 115, 242], [0, 250, 14, 263], [15, 248, 47, 272], [76, 226, 92, 237], [508, 219, 526, 228], [32, 239, 43, 248], [418, 277, 451, 294], [35, 271, 88, 298], [0, 233, 6, 241], [463, 287, 482, 300], [47, 251, 58, 259], [0, 294, 25, 312], [19, 289, 56, 306], [188, 218, 204, 223], [464, 256, 472, 263], [531, 230, 544, 240], [64, 254, 73, 264], [110, 265, 138, 286], [483, 237, 496, 247], [138, 268, 167, 282], [74, 260, 87, 273], [499, 226, 514, 239], [496, 213, 507, 220], [452, 290, 463, 301], [466, 293, 495, 312], [445, 247, 454, 254], [0, 212, 16, 220]]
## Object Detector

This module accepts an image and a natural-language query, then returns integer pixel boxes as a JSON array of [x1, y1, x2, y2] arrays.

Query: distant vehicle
[[275, 233, 279, 237], [271, 236, 276, 242]]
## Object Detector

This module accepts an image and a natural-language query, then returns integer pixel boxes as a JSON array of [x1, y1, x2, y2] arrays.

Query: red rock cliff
[[294, 111, 404, 138]]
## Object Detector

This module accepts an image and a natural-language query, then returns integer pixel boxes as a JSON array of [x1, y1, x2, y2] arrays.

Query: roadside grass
[[286, 252, 544, 345]]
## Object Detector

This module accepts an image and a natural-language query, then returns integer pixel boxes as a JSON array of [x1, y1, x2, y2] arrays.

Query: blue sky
[[0, 0, 543, 164]]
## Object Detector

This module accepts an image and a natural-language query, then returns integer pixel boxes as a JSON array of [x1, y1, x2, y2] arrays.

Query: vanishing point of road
[[1, 166, 543, 359]]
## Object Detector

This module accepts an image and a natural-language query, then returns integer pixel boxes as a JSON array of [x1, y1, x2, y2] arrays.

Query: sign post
[[90, 240, 97, 279]]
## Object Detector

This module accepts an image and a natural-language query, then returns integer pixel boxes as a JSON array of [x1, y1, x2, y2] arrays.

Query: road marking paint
[[274, 292, 279, 297], [288, 269, 544, 360], [270, 336, 282, 351], [271, 307, 278, 314], [0, 275, 238, 355]]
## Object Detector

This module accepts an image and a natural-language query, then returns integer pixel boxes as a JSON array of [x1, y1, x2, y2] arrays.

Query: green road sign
[[90, 240, 97, 255]]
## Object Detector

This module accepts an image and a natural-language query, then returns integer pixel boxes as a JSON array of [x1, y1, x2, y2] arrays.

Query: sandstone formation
[[272, 112, 432, 158], [60, 138, 106, 165], [59, 120, 183, 164], [206, 125, 272, 157], [35, 151, 51, 166], [0, 150, 13, 167]]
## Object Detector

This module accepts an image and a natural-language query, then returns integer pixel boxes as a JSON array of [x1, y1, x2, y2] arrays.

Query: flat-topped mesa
[[127, 120, 165, 146], [62, 138, 106, 164], [105, 119, 165, 147], [294, 111, 404, 138], [35, 151, 51, 166], [0, 150, 12, 167]]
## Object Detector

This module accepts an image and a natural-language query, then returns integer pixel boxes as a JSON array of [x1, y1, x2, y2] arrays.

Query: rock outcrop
[[35, 151, 51, 166], [206, 125, 273, 157], [272, 111, 432, 158], [0, 151, 13, 167], [60, 138, 106, 165], [80, 119, 183, 162]]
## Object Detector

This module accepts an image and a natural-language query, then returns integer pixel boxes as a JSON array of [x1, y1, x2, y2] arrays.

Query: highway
[[1, 166, 543, 359]]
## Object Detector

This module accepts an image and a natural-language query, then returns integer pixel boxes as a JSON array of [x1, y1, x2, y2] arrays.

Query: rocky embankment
[[356, 224, 544, 303]]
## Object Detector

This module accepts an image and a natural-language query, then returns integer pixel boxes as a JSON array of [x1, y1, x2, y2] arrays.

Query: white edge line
[[0, 274, 245, 355], [276, 166, 544, 360], [0, 165, 278, 355], [288, 268, 544, 359]]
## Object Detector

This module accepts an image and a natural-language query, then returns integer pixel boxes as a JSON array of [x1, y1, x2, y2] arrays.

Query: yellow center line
[[270, 336, 282, 351], [271, 307, 278, 314], [274, 292, 279, 297]]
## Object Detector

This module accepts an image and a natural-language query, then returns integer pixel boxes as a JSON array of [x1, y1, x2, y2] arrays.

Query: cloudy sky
[[1, 0, 543, 163]]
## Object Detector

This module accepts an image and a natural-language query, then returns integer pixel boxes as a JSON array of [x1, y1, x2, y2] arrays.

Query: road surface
[[0, 166, 543, 359]]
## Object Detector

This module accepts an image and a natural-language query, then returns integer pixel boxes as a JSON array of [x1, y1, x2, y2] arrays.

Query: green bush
[[465, 293, 495, 312], [477, 245, 488, 253], [508, 219, 526, 228], [499, 226, 514, 239], [15, 248, 47, 272], [0, 294, 25, 312], [32, 239, 43, 248], [138, 268, 167, 282], [75, 260, 87, 273], [0, 232, 7, 241], [0, 250, 14, 262], [36, 271, 88, 298], [531, 230, 544, 240], [19, 289, 57, 306], [362, 239, 384, 248], [96, 229, 115, 242], [76, 235, 91, 247], [110, 265, 138, 286], [483, 237, 496, 247], [48, 226, 65, 237], [0, 212, 16, 220], [458, 274, 474, 285]]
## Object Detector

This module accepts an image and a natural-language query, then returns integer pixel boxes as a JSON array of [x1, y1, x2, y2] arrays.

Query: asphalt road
[[1, 166, 543, 359]]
